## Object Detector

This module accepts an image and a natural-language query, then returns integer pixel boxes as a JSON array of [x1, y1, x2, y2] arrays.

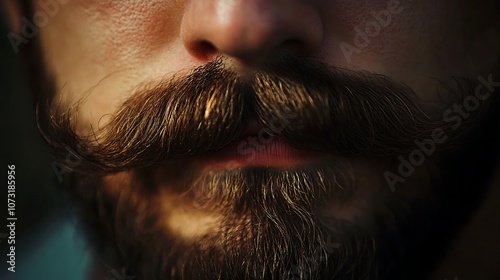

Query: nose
[[181, 0, 324, 65]]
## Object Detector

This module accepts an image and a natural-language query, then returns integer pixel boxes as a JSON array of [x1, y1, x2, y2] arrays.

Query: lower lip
[[200, 136, 320, 168]]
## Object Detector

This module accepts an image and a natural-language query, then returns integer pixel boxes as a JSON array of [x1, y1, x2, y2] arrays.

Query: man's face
[[11, 0, 500, 279]]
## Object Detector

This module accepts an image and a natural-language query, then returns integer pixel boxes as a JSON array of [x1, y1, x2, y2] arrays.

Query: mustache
[[38, 55, 475, 174]]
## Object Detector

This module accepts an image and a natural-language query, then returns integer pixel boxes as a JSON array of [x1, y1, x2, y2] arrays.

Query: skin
[[5, 0, 499, 132], [3, 0, 500, 278]]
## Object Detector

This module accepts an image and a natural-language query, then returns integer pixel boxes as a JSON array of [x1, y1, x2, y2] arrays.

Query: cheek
[[41, 0, 184, 76], [38, 0, 187, 130], [329, 2, 417, 57], [318, 1, 470, 101], [85, 0, 184, 64], [315, 0, 418, 72]]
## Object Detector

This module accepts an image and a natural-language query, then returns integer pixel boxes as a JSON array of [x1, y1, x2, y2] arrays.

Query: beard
[[71, 157, 439, 280], [27, 39, 497, 279]]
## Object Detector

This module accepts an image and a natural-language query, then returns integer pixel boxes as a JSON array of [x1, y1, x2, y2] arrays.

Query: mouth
[[199, 121, 322, 169]]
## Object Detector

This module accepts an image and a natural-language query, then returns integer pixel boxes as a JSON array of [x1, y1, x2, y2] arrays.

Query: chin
[[73, 154, 441, 280]]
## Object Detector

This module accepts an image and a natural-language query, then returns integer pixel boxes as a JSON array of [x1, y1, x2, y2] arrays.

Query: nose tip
[[181, 0, 324, 64]]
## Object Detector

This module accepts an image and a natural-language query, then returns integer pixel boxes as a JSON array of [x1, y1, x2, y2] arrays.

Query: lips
[[200, 122, 321, 168]]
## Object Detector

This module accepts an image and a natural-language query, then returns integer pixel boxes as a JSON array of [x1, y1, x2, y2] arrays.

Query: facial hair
[[37, 56, 482, 174], [31, 50, 494, 279]]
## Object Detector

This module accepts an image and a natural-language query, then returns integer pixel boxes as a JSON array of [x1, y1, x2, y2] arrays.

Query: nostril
[[191, 40, 219, 60], [180, 1, 324, 64]]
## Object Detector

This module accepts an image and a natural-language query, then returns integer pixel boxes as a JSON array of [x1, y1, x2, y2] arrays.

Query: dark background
[[0, 6, 90, 280], [0, 4, 64, 250]]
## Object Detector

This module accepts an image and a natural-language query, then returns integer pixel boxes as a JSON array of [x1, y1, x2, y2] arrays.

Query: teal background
[[0, 5, 91, 280]]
